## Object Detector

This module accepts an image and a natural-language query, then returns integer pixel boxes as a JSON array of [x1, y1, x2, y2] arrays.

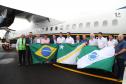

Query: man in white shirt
[[65, 32, 74, 44], [107, 34, 118, 47], [57, 32, 65, 44], [89, 33, 97, 46], [33, 34, 42, 43], [97, 32, 108, 49]]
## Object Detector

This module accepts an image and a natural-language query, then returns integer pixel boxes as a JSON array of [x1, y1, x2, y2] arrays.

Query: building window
[[94, 21, 99, 27], [55, 26, 58, 30], [50, 27, 53, 31], [72, 24, 76, 29], [102, 20, 108, 26], [79, 23, 83, 28], [66, 24, 70, 29], [112, 19, 118, 26], [86, 22, 90, 28]]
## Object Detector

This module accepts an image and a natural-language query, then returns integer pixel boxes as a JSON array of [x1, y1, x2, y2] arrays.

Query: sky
[[0, 0, 126, 38]]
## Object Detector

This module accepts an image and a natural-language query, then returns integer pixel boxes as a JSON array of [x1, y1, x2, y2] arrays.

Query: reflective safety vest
[[17, 38, 26, 50]]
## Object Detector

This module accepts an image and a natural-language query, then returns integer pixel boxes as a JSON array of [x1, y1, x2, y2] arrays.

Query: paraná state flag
[[77, 46, 115, 72]]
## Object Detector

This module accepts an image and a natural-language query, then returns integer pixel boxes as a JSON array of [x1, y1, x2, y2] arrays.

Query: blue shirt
[[81, 39, 88, 44], [115, 40, 126, 60]]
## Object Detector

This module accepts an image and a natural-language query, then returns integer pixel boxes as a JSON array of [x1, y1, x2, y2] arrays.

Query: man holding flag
[[115, 34, 126, 80], [65, 32, 75, 44], [30, 43, 58, 64]]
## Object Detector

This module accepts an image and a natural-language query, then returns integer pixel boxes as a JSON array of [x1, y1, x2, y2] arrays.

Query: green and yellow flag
[[30, 43, 58, 64]]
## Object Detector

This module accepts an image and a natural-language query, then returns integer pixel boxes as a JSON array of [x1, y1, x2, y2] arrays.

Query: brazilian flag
[[30, 43, 58, 64]]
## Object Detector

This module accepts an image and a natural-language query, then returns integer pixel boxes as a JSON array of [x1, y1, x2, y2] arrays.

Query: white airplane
[[7, 6, 126, 40], [0, 4, 125, 40]]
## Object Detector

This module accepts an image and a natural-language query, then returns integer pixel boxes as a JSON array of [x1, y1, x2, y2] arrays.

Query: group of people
[[23, 32, 118, 47], [16, 32, 126, 80]]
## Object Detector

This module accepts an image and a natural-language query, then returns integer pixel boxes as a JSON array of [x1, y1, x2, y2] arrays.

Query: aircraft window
[[60, 25, 63, 28], [72, 24, 76, 29], [79, 23, 83, 28], [86, 22, 90, 28], [60, 28, 63, 30], [50, 27, 53, 31], [39, 29, 41, 33], [102, 20, 108, 26], [60, 25, 63, 30], [55, 26, 58, 30], [94, 21, 99, 27], [112, 19, 118, 26], [42, 28, 44, 30], [46, 27, 48, 31], [66, 24, 70, 29]]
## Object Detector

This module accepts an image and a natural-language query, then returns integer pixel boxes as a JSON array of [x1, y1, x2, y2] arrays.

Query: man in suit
[[26, 32, 34, 65], [115, 34, 126, 80], [50, 35, 57, 44]]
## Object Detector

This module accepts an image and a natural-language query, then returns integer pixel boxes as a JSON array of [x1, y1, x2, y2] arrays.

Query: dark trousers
[[115, 57, 125, 79], [18, 50, 26, 65], [26, 46, 32, 64]]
